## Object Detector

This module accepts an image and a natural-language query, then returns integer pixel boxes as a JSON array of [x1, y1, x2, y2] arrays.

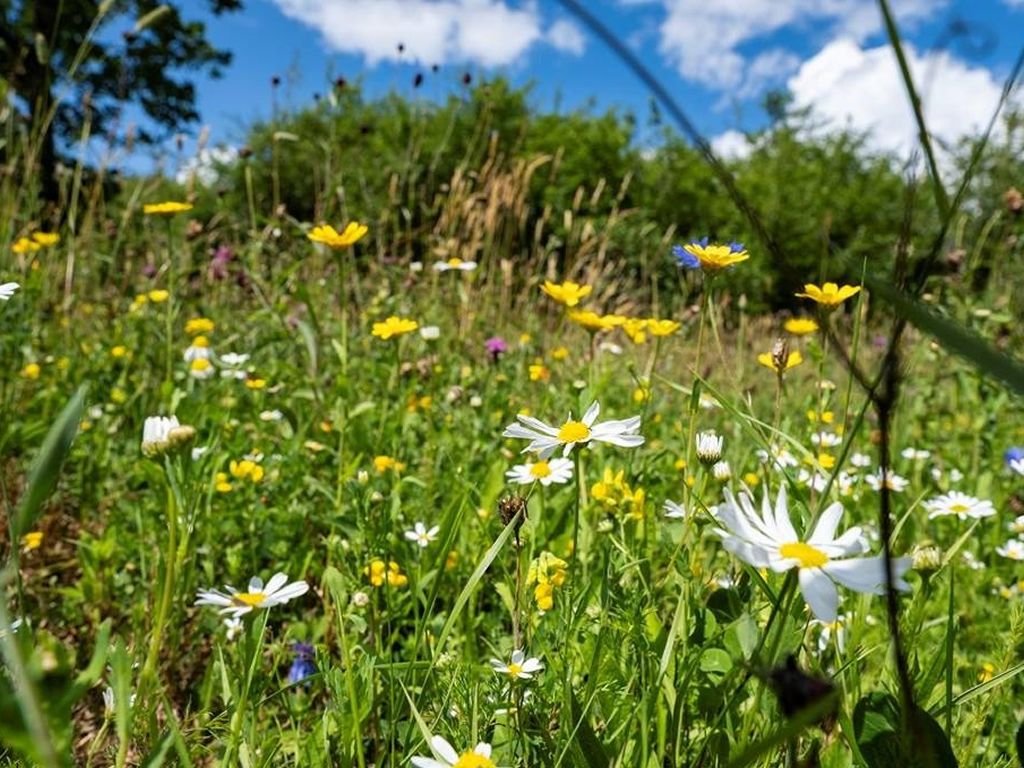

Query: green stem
[[223, 610, 270, 766], [164, 218, 175, 391], [141, 472, 178, 694]]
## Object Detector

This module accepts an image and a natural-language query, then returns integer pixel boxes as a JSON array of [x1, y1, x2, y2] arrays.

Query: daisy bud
[[696, 431, 723, 465], [498, 496, 528, 545], [911, 544, 942, 574], [712, 460, 732, 482], [351, 591, 369, 607], [596, 519, 614, 533], [370, 491, 384, 504], [167, 424, 197, 453]]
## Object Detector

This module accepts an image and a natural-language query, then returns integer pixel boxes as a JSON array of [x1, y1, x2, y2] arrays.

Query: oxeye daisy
[[489, 649, 543, 680], [695, 431, 723, 465], [923, 491, 996, 520], [404, 522, 440, 548], [195, 573, 309, 618], [0, 282, 19, 301], [663, 500, 688, 519], [411, 736, 497, 768], [505, 457, 573, 486], [997, 540, 1024, 561], [433, 257, 477, 272], [864, 469, 909, 492], [710, 486, 911, 622], [502, 401, 643, 459]]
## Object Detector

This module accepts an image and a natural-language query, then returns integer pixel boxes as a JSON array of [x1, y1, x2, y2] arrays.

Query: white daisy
[[224, 616, 243, 641], [404, 522, 440, 548], [695, 431, 723, 464], [812, 432, 842, 448], [1008, 516, 1024, 536], [412, 737, 496, 768], [797, 469, 829, 493], [710, 486, 911, 622], [219, 352, 250, 367], [0, 282, 20, 300], [757, 445, 798, 471], [183, 344, 212, 362], [962, 551, 986, 570], [598, 341, 623, 355], [663, 500, 688, 519], [195, 573, 309, 618], [505, 457, 573, 486], [923, 491, 996, 520], [141, 415, 180, 457], [433, 258, 477, 272], [850, 453, 872, 468], [997, 540, 1024, 561], [489, 649, 543, 680], [864, 469, 909, 493], [502, 401, 643, 459], [901, 448, 931, 460], [419, 325, 441, 340], [259, 409, 284, 422], [809, 612, 852, 653], [712, 460, 732, 482]]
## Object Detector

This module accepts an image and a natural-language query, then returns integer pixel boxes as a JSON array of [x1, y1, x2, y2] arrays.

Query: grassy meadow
[[2, 18, 1024, 768]]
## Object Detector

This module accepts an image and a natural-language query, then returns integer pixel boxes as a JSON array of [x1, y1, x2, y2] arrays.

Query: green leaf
[[699, 648, 733, 676], [569, 689, 610, 768], [15, 385, 87, 539], [140, 732, 175, 768], [853, 693, 958, 768]]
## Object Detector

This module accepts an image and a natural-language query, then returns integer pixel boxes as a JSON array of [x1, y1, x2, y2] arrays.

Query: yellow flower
[[148, 289, 170, 303], [743, 472, 760, 486], [110, 387, 127, 404], [622, 318, 648, 344], [307, 222, 368, 249], [371, 316, 418, 340], [633, 386, 650, 403], [807, 410, 834, 424], [21, 531, 43, 550], [364, 559, 407, 588], [795, 282, 861, 307], [32, 232, 60, 247], [551, 346, 569, 361], [229, 459, 265, 483], [245, 378, 267, 390], [20, 363, 41, 380], [519, 333, 532, 346], [445, 550, 458, 570], [681, 241, 750, 270], [529, 363, 550, 382], [215, 472, 233, 493], [568, 310, 623, 332], [527, 552, 568, 611], [757, 350, 804, 373], [541, 280, 592, 307], [12, 237, 41, 254], [646, 318, 681, 337], [978, 663, 995, 683], [191, 335, 210, 348], [784, 317, 819, 335], [185, 317, 215, 335], [143, 201, 193, 215], [373, 455, 405, 474], [111, 345, 128, 358]]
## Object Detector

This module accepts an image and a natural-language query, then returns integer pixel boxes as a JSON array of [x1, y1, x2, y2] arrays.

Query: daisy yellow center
[[454, 754, 495, 768], [447, 257, 463, 266], [234, 592, 267, 607], [779, 541, 829, 568], [507, 662, 524, 676], [530, 461, 552, 478], [557, 420, 590, 443], [949, 503, 969, 514]]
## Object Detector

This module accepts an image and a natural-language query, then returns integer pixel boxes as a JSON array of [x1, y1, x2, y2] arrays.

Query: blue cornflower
[[288, 642, 316, 686], [672, 243, 701, 270]]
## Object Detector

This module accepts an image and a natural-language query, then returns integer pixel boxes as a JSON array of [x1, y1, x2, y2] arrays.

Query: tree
[[0, 0, 242, 201]]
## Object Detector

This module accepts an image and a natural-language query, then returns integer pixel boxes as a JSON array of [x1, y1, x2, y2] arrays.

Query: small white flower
[[223, 616, 244, 641], [404, 522, 440, 548], [997, 540, 1024, 561], [1010, 458, 1024, 477], [412, 737, 495, 768], [864, 469, 909, 493], [810, 612, 852, 654], [696, 431, 723, 464], [812, 432, 842, 448], [351, 591, 370, 607], [195, 573, 309, 618], [797, 469, 829, 492], [0, 282, 20, 301], [598, 341, 623, 355], [103, 686, 115, 715], [1008, 515, 1024, 536], [502, 401, 643, 459], [757, 445, 798, 470], [469, 395, 483, 408], [219, 352, 250, 367], [259, 409, 284, 422], [0, 618, 24, 639], [924, 491, 996, 520], [409, 261, 424, 272], [191, 446, 209, 461], [900, 447, 931, 460], [712, 460, 731, 481], [710, 486, 910, 622], [962, 550, 986, 570], [663, 500, 688, 519], [419, 325, 441, 340], [88, 405, 104, 420], [489, 649, 543, 680], [433, 259, 477, 272], [505, 457, 573, 486], [949, 468, 963, 483], [850, 453, 872, 468]]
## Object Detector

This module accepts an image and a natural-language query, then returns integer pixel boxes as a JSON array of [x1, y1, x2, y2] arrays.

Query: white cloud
[[547, 19, 586, 55], [788, 38, 1006, 160], [270, 0, 578, 67], [711, 129, 754, 160], [176, 146, 238, 186], [631, 0, 939, 90]]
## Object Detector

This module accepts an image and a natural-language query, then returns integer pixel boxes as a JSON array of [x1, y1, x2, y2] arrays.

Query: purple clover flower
[[485, 336, 509, 362]]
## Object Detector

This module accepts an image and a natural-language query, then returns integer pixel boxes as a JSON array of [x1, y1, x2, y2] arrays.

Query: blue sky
[[139, 0, 1023, 173]]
